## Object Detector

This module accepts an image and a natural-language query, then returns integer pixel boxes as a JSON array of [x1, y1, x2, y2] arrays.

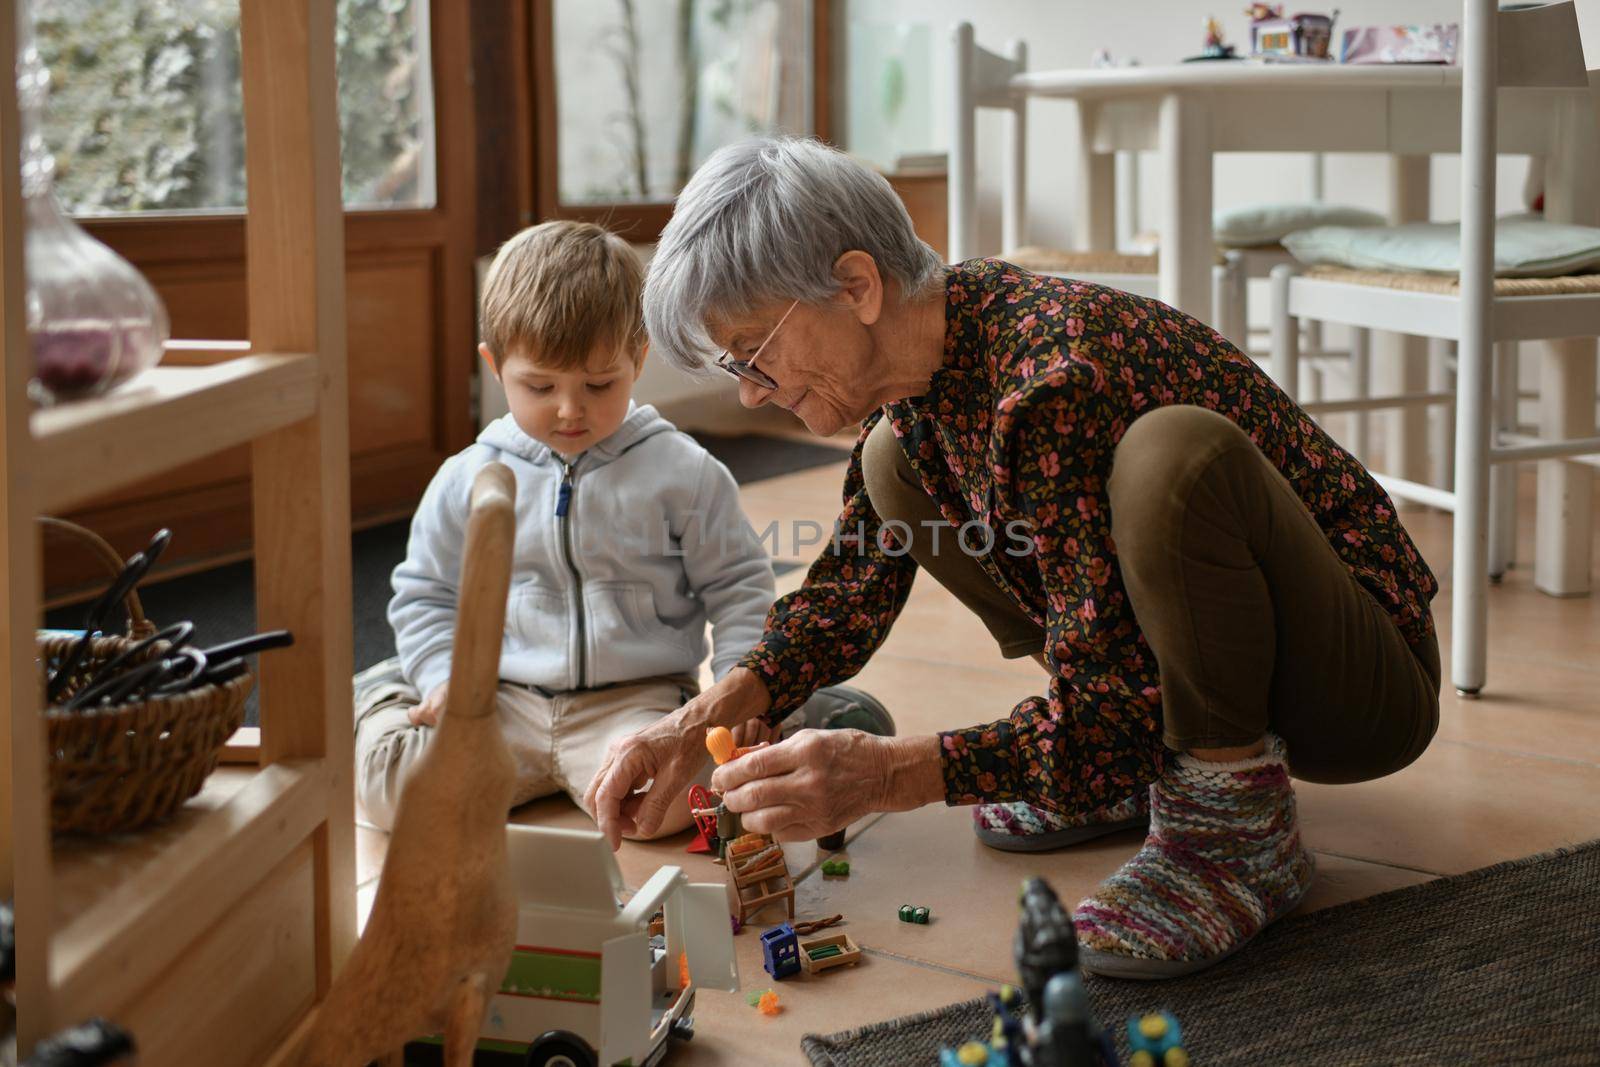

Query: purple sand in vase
[[31, 325, 120, 399]]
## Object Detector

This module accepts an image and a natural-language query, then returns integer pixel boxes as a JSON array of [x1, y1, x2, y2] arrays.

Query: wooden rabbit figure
[[303, 462, 521, 1067]]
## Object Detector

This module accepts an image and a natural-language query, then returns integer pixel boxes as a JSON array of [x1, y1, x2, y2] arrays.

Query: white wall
[[843, 0, 1600, 254]]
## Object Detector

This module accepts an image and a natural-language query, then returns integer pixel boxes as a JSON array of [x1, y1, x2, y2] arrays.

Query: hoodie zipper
[[556, 457, 585, 689]]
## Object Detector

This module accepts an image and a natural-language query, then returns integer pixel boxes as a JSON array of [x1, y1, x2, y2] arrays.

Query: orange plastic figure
[[705, 726, 767, 766], [758, 990, 782, 1016]]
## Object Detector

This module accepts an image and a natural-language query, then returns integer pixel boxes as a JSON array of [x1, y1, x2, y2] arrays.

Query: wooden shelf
[[29, 351, 318, 512], [48, 759, 327, 1016], [6, 3, 356, 1058]]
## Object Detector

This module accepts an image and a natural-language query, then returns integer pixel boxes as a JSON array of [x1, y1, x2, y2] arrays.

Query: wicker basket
[[38, 518, 254, 836]]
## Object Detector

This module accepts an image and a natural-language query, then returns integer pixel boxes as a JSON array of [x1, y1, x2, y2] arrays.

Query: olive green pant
[[861, 406, 1440, 784]]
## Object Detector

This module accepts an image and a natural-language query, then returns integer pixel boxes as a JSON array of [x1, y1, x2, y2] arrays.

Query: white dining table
[[1010, 60, 1597, 597]]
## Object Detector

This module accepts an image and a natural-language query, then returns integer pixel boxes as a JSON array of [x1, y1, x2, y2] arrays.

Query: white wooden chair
[[1269, 0, 1600, 696], [948, 23, 1248, 345]]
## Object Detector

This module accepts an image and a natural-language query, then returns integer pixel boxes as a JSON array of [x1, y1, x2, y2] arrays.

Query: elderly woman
[[586, 137, 1440, 979]]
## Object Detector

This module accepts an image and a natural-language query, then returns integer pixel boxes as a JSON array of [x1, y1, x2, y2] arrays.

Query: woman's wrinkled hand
[[584, 666, 771, 849], [712, 730, 944, 842]]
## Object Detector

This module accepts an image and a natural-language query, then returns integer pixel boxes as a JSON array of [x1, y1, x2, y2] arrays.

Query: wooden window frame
[[525, 0, 834, 243]]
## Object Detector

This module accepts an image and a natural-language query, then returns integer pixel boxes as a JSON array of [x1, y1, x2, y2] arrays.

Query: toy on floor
[[302, 464, 524, 1067], [898, 904, 931, 924], [938, 877, 1121, 1067], [746, 988, 782, 1015], [450, 824, 736, 1066], [725, 832, 795, 926], [799, 931, 862, 975], [686, 783, 720, 855], [1126, 1013, 1189, 1067], [821, 859, 850, 877], [793, 914, 844, 936], [762, 923, 802, 980]]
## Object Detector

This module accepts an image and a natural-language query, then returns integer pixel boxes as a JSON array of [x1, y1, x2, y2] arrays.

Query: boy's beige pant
[[352, 659, 708, 835]]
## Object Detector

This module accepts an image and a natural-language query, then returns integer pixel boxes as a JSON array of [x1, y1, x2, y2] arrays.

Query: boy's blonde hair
[[480, 220, 645, 370]]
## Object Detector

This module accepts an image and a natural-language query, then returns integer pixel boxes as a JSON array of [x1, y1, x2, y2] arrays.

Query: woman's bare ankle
[[1186, 738, 1267, 763]]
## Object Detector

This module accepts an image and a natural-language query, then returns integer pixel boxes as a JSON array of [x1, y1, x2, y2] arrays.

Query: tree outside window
[[32, 0, 437, 215], [552, 0, 813, 207]]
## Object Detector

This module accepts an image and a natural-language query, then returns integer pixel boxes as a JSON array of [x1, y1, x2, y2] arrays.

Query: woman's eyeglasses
[[714, 299, 798, 391]]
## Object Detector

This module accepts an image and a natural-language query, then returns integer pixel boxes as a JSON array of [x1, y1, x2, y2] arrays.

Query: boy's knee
[[354, 721, 430, 832]]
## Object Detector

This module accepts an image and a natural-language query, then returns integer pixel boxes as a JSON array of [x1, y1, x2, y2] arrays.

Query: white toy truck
[[411, 824, 739, 1067]]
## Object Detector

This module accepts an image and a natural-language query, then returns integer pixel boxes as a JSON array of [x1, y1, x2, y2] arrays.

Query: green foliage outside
[[31, 0, 432, 214]]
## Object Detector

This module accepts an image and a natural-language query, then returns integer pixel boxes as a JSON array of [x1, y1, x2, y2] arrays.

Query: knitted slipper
[[1073, 736, 1315, 979], [972, 794, 1150, 853]]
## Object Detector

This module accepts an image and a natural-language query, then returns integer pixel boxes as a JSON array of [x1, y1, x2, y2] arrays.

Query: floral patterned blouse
[[741, 259, 1437, 816]]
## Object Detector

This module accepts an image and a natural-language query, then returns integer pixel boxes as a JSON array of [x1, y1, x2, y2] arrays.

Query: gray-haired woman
[[586, 136, 1440, 979]]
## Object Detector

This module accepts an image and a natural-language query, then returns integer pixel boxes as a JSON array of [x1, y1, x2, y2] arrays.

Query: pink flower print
[[1040, 451, 1061, 477], [1065, 316, 1085, 338]]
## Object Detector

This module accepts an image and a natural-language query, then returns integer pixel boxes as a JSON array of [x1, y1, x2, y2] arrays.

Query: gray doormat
[[802, 840, 1600, 1066]]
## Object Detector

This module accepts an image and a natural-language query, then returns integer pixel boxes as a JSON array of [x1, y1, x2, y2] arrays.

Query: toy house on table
[[1250, 8, 1339, 58]]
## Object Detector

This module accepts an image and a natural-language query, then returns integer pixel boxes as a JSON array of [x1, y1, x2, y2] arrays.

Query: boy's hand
[[408, 682, 449, 728], [731, 717, 778, 749]]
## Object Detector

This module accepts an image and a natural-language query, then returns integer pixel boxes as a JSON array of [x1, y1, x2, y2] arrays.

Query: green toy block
[[898, 904, 915, 922]]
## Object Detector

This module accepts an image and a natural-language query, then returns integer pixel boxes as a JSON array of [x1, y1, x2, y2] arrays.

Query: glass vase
[[16, 2, 168, 404]]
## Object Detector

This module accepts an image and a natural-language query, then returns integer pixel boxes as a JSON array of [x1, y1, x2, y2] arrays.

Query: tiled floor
[[355, 405, 1600, 1065]]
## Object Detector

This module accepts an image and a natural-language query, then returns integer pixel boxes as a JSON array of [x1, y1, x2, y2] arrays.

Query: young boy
[[353, 220, 889, 836]]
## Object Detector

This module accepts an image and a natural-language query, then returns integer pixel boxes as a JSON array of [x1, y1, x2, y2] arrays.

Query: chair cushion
[[1282, 213, 1600, 278], [1214, 202, 1387, 248]]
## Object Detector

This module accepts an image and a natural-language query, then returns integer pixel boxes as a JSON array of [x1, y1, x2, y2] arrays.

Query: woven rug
[[801, 840, 1600, 1066]]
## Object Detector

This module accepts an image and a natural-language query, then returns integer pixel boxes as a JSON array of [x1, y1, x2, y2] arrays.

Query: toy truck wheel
[[525, 1032, 596, 1067]]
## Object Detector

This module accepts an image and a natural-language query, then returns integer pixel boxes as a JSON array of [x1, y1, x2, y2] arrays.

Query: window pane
[[554, 0, 812, 206], [32, 0, 437, 216]]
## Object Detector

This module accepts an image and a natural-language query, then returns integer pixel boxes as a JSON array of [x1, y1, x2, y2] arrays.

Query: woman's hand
[[712, 731, 945, 842], [584, 666, 771, 849]]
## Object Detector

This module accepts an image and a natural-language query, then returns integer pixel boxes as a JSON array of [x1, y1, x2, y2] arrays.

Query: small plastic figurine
[[1126, 1012, 1188, 1066], [1200, 16, 1237, 58], [705, 725, 766, 766], [757, 990, 782, 1016], [1013, 878, 1117, 1065], [761, 923, 802, 980], [898, 904, 931, 924]]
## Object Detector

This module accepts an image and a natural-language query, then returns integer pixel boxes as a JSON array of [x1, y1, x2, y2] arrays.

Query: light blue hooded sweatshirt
[[389, 403, 775, 697]]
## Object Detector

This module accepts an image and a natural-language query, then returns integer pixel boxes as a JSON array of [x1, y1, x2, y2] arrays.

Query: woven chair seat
[[1304, 266, 1600, 296], [1003, 247, 1160, 275]]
